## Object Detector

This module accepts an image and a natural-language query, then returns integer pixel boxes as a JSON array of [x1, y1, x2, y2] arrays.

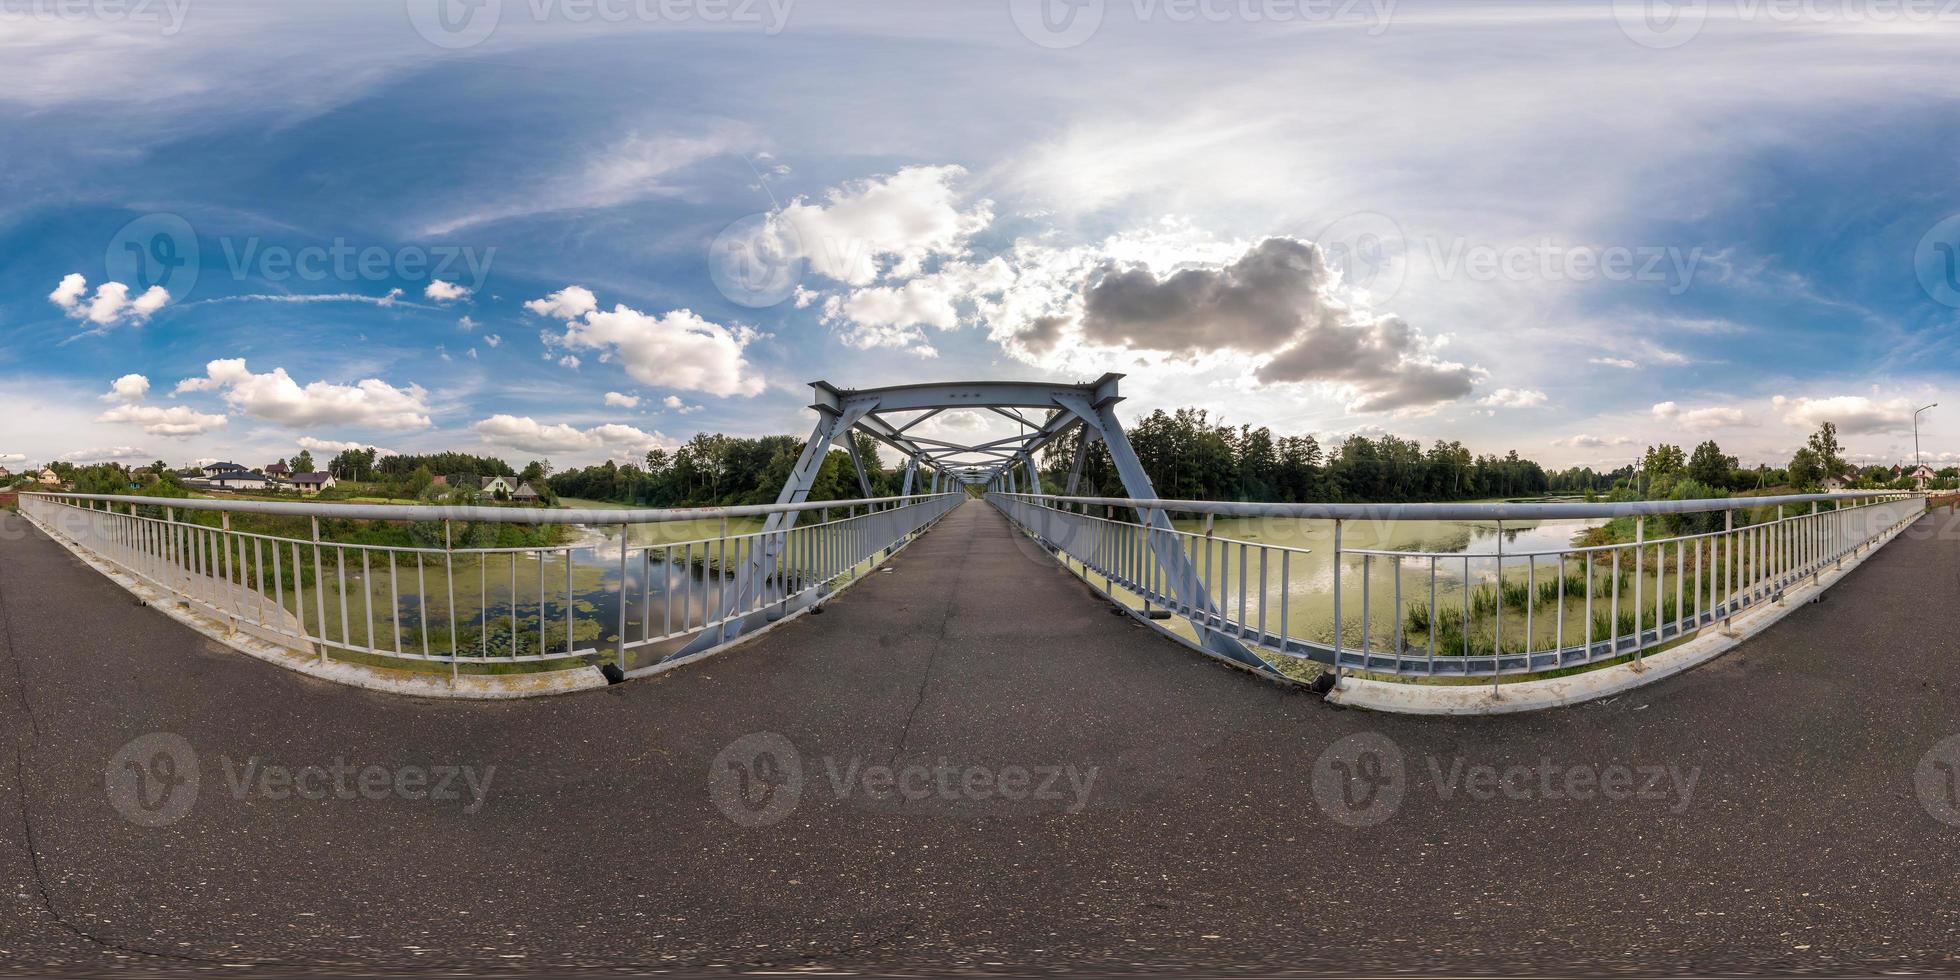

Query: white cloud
[[174, 359, 432, 430], [484, 334, 502, 347], [96, 403, 228, 437], [775, 165, 992, 285], [61, 446, 150, 463], [458, 315, 479, 331], [1652, 401, 1750, 431], [297, 437, 396, 457], [425, 280, 471, 303], [1478, 388, 1548, 409], [101, 374, 151, 403], [1773, 394, 1918, 435], [48, 273, 169, 327], [93, 373, 225, 436], [558, 354, 581, 370], [661, 395, 703, 414], [524, 285, 597, 320], [1589, 357, 1639, 369], [604, 391, 641, 408], [531, 289, 764, 398], [472, 414, 674, 459], [1554, 434, 1636, 449]]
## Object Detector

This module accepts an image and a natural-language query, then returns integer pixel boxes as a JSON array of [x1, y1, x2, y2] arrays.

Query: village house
[[512, 481, 541, 503], [263, 461, 292, 478], [290, 472, 337, 495], [202, 461, 251, 479], [194, 472, 274, 492], [479, 474, 517, 497], [38, 468, 59, 485], [1911, 464, 1937, 490], [0, 466, 10, 481]]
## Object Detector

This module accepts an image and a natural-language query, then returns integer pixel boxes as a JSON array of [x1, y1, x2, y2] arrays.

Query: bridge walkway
[[1, 501, 1958, 974]]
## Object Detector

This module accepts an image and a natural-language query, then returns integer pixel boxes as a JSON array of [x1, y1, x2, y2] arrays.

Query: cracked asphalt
[[2, 500, 1958, 975]]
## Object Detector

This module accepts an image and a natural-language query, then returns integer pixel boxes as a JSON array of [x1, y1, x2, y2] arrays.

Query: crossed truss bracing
[[676, 374, 1278, 676]]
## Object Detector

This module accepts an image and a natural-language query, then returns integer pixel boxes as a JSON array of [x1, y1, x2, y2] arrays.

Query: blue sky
[[3, 0, 1957, 473]]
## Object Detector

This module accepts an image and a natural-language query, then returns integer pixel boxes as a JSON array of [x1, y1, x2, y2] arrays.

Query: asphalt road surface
[[2, 500, 1958, 975]]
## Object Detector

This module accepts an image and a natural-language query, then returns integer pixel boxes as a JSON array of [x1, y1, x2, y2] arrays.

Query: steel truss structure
[[684, 374, 1278, 674]]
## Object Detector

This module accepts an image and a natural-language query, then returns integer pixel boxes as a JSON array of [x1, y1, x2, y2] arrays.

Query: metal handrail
[[20, 490, 959, 524], [988, 490, 1928, 682], [1003, 489, 1914, 522], [19, 491, 964, 680]]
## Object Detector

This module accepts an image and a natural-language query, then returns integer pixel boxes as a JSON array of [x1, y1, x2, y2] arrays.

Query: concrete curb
[[1326, 512, 1919, 715], [25, 510, 607, 699]]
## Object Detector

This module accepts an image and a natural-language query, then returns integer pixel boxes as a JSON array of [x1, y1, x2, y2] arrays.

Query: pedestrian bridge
[[10, 375, 1931, 710]]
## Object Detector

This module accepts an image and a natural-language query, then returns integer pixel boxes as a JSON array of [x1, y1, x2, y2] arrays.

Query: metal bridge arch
[[683, 373, 1277, 674]]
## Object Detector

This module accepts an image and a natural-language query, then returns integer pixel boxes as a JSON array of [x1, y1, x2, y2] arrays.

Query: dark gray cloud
[[1081, 237, 1329, 354], [1255, 313, 1480, 412], [1017, 314, 1071, 354], [1080, 237, 1479, 412]]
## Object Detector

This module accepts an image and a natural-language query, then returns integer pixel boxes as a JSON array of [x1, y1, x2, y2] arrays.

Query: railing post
[[1632, 517, 1644, 670], [1331, 518, 1343, 687], [617, 522, 631, 673], [1723, 510, 1734, 633], [444, 519, 457, 687]]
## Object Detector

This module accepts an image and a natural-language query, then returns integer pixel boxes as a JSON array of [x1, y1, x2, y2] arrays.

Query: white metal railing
[[989, 490, 1925, 679], [20, 491, 962, 680]]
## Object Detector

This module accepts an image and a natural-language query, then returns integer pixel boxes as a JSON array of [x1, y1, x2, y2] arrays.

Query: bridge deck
[[2, 501, 1957, 974]]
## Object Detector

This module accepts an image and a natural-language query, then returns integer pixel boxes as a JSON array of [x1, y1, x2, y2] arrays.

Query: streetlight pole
[[1914, 403, 1938, 471]]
